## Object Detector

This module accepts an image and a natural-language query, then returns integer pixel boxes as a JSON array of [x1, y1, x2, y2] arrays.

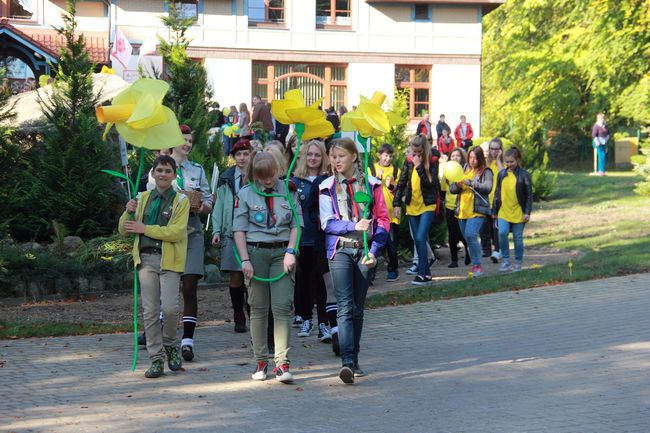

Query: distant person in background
[[416, 113, 433, 142], [454, 115, 474, 150], [238, 103, 251, 138], [338, 105, 348, 119], [326, 107, 341, 137], [251, 95, 274, 138], [591, 113, 610, 176], [438, 128, 456, 156], [436, 114, 450, 141]]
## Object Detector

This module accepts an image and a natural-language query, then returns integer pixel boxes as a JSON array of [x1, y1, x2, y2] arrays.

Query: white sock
[[331, 326, 338, 334], [181, 338, 194, 348]]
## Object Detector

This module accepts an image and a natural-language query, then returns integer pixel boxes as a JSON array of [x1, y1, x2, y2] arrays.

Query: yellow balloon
[[223, 126, 233, 137], [232, 124, 240, 133], [443, 161, 464, 183], [223, 107, 231, 116]]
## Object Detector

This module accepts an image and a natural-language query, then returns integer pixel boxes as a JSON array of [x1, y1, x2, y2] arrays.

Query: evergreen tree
[[35, 0, 119, 239]]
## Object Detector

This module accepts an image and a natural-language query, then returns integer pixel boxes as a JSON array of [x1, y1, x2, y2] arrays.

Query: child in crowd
[[233, 151, 302, 383], [492, 146, 532, 272], [319, 138, 389, 384], [370, 143, 401, 282], [212, 139, 252, 332], [119, 155, 190, 378], [482, 137, 504, 263], [449, 146, 493, 277], [442, 148, 470, 268], [393, 135, 442, 285]]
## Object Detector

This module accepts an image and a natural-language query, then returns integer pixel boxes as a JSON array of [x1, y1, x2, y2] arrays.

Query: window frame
[[248, 0, 286, 28], [316, 0, 352, 31], [412, 4, 432, 22], [1, 0, 40, 24], [174, 0, 199, 21], [395, 65, 431, 119]]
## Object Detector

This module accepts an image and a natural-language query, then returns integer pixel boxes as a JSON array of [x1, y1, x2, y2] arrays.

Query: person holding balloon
[[449, 146, 493, 277], [319, 138, 390, 384], [441, 148, 471, 268]]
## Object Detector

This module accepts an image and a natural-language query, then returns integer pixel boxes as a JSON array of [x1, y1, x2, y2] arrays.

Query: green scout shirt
[[232, 179, 303, 243], [140, 187, 177, 251]]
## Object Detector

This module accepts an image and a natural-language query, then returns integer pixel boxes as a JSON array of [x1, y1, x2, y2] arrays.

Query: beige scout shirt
[[233, 179, 303, 243]]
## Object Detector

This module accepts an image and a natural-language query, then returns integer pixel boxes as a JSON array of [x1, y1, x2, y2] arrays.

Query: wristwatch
[[285, 248, 296, 255]]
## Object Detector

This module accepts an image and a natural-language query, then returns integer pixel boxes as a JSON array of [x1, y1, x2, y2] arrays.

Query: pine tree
[[35, 0, 119, 239]]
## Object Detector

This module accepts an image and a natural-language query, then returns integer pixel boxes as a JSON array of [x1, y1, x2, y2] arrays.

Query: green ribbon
[[176, 168, 184, 190]]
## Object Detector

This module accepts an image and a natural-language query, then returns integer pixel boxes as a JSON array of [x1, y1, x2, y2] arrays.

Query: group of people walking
[[119, 115, 533, 384]]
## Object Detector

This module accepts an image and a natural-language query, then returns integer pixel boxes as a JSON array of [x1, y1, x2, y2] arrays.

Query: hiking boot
[[144, 359, 164, 378], [234, 310, 247, 333], [318, 323, 332, 343], [298, 319, 313, 337], [252, 361, 268, 381], [291, 315, 304, 328], [274, 364, 294, 383], [339, 364, 354, 384], [386, 271, 399, 282], [164, 345, 183, 371]]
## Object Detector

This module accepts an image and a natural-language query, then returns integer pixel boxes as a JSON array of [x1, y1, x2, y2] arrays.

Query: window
[[316, 0, 351, 28], [2, 0, 38, 21], [413, 4, 430, 21], [253, 62, 347, 110], [395, 65, 430, 118], [249, 0, 285, 25], [175, 1, 198, 20]]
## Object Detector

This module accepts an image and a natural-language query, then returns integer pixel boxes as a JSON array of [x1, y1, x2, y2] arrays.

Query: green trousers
[[248, 246, 295, 366]]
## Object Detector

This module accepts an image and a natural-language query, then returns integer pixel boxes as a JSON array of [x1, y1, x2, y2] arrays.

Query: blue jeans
[[596, 145, 607, 173], [408, 211, 435, 277], [458, 217, 484, 266], [498, 219, 525, 263], [329, 247, 376, 366]]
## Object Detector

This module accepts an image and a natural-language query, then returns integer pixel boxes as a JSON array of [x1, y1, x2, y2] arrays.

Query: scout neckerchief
[[176, 161, 185, 189], [342, 177, 359, 221], [147, 189, 176, 225], [264, 187, 277, 228]]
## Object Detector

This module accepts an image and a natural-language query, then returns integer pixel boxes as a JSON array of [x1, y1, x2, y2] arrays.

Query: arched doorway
[[1, 54, 36, 94]]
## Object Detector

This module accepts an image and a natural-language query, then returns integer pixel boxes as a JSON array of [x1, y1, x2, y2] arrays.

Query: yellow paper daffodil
[[271, 89, 334, 140], [95, 78, 183, 150], [100, 65, 115, 75], [341, 91, 406, 138]]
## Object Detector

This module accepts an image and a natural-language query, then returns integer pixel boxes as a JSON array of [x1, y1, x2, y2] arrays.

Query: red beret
[[230, 138, 252, 155], [179, 124, 192, 134]]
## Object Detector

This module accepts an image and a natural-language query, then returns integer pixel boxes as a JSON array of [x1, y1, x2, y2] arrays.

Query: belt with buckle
[[247, 241, 289, 249], [340, 241, 363, 249], [141, 247, 162, 255]]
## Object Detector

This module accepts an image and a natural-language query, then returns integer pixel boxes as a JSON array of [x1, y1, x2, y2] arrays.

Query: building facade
[[2, 0, 504, 132]]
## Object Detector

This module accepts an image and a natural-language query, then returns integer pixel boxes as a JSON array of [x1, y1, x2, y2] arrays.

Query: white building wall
[[204, 58, 252, 107], [430, 64, 481, 137], [347, 63, 395, 109]]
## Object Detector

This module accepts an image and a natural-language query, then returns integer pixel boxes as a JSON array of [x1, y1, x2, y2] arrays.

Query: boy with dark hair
[[120, 155, 190, 378]]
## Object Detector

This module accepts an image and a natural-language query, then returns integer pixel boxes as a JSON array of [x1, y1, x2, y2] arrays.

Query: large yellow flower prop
[[340, 91, 406, 138], [271, 89, 335, 140], [96, 78, 183, 150]]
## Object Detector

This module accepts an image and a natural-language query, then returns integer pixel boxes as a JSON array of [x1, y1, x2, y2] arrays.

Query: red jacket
[[454, 123, 474, 143], [438, 135, 455, 154]]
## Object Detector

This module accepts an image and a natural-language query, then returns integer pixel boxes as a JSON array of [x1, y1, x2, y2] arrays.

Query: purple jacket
[[318, 175, 390, 259]]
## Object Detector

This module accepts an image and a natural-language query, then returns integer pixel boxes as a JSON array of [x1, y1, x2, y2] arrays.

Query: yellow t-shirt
[[372, 163, 401, 224], [457, 169, 482, 219], [406, 167, 436, 216], [439, 163, 457, 211], [488, 161, 500, 205], [498, 171, 524, 223]]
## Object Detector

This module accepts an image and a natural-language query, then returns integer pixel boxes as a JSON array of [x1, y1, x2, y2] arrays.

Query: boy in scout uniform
[[233, 150, 303, 383], [172, 125, 213, 361], [119, 155, 190, 378]]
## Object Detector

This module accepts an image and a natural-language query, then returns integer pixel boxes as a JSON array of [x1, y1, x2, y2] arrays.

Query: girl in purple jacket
[[319, 138, 390, 384]]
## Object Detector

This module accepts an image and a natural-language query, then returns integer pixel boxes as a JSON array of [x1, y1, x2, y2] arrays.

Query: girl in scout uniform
[[233, 151, 302, 383], [119, 155, 190, 378], [319, 138, 390, 384], [441, 148, 470, 268], [211, 139, 252, 333], [172, 125, 213, 361], [492, 146, 532, 272], [290, 140, 332, 341]]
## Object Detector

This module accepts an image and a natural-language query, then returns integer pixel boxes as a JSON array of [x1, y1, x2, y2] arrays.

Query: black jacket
[[393, 151, 441, 209], [492, 167, 533, 217], [449, 167, 494, 216]]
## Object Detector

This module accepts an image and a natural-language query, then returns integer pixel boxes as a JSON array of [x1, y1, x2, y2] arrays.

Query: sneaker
[[331, 332, 340, 356], [353, 363, 366, 377], [499, 261, 511, 272], [513, 263, 522, 272], [138, 332, 147, 346], [144, 359, 164, 379], [490, 251, 502, 263], [411, 275, 432, 286], [471, 265, 484, 277], [448, 261, 458, 268], [251, 361, 268, 381], [339, 364, 355, 384], [234, 310, 247, 333], [386, 271, 399, 282], [181, 342, 194, 362], [405, 263, 418, 275], [291, 315, 304, 328], [298, 319, 313, 337], [164, 345, 183, 371], [274, 364, 294, 383], [318, 323, 332, 343]]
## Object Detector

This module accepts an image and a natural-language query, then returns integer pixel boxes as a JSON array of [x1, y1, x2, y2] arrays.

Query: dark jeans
[[295, 245, 327, 323], [386, 223, 399, 273], [445, 208, 468, 262], [480, 214, 500, 256], [329, 247, 376, 366], [408, 211, 436, 277]]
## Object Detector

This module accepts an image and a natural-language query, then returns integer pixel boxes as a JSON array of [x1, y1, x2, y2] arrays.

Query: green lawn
[[367, 171, 650, 308]]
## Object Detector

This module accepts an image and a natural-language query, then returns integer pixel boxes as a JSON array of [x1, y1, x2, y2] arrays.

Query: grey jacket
[[449, 167, 494, 216]]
